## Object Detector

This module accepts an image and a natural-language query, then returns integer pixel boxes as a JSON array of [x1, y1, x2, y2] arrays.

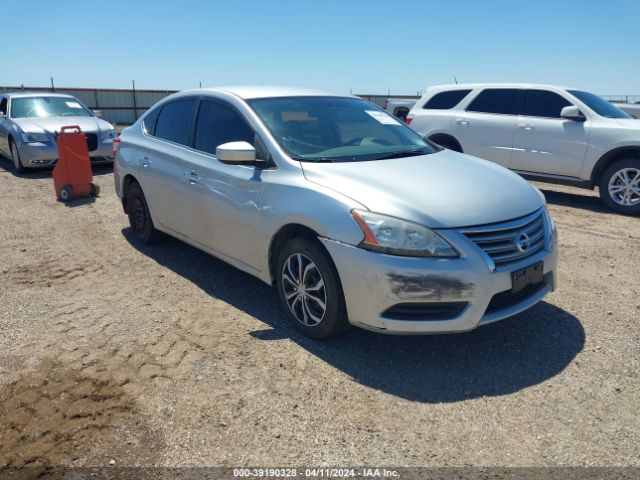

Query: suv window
[[522, 90, 571, 118], [424, 90, 471, 110], [0, 97, 7, 115], [142, 105, 161, 135], [466, 89, 519, 115], [154, 98, 197, 146], [194, 100, 255, 156]]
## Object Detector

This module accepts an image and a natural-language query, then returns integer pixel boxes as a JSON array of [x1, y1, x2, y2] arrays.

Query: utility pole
[[50, 77, 55, 92]]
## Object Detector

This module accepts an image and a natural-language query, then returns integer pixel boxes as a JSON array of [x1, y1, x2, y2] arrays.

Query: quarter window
[[154, 99, 197, 146], [466, 89, 519, 115], [142, 106, 161, 135], [522, 90, 571, 118], [194, 100, 255, 156], [424, 90, 471, 110]]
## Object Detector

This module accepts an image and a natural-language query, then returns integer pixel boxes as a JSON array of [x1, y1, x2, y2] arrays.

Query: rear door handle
[[184, 169, 201, 184], [518, 124, 534, 130], [455, 118, 469, 125], [141, 155, 150, 167]]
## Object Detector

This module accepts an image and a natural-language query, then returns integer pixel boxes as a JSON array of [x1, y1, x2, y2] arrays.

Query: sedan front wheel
[[10, 141, 26, 174]]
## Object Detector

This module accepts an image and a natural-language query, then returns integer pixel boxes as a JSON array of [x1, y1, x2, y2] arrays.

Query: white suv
[[407, 84, 640, 214]]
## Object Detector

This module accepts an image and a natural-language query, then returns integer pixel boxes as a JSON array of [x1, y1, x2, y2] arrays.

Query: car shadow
[[122, 228, 584, 404], [539, 187, 610, 214]]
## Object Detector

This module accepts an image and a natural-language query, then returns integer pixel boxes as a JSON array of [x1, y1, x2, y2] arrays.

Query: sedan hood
[[301, 150, 544, 229], [14, 116, 111, 134]]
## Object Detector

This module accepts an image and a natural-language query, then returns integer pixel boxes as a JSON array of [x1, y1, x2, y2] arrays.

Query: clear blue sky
[[2, 0, 639, 95]]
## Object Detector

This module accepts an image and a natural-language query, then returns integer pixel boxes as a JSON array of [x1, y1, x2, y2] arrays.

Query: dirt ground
[[0, 157, 638, 473]]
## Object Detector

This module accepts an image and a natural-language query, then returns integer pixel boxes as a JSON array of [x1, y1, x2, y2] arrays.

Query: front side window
[[568, 90, 631, 119], [248, 97, 437, 162], [424, 90, 471, 110], [154, 99, 197, 146], [466, 89, 519, 115], [10, 96, 93, 119], [522, 90, 571, 118], [194, 100, 255, 155]]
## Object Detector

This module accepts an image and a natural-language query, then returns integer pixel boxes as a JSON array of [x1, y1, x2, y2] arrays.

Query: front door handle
[[518, 124, 534, 130], [141, 155, 151, 168], [455, 118, 469, 125], [184, 170, 201, 184]]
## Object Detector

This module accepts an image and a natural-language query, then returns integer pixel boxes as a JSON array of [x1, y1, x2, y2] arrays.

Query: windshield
[[568, 90, 631, 119], [10, 96, 93, 119], [248, 96, 437, 162]]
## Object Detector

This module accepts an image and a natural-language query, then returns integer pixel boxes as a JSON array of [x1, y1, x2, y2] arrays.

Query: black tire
[[598, 157, 640, 215], [59, 186, 74, 202], [126, 182, 162, 244], [429, 135, 463, 153], [276, 236, 349, 339], [90, 183, 100, 197], [10, 140, 26, 174]]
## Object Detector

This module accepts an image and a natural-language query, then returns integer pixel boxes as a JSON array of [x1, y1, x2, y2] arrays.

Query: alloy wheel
[[132, 197, 146, 232], [608, 167, 640, 206], [281, 253, 327, 326]]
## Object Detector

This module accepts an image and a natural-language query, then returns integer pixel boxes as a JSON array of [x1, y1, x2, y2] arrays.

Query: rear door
[[510, 89, 589, 177], [137, 97, 198, 236], [453, 88, 520, 167]]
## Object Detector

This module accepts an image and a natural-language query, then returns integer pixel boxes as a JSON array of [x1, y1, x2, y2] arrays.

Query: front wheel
[[599, 158, 640, 215], [276, 237, 348, 339], [10, 141, 26, 174]]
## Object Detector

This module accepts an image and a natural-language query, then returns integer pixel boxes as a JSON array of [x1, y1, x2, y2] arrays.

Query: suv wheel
[[126, 182, 162, 244], [599, 157, 640, 215], [276, 237, 348, 339], [10, 141, 26, 174]]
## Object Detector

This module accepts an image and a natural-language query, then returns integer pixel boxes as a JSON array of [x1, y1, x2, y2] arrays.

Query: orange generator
[[53, 125, 100, 202]]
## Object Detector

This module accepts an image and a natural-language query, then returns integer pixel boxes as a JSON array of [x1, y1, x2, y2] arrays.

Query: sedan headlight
[[543, 206, 557, 244], [21, 132, 50, 143], [351, 209, 458, 257]]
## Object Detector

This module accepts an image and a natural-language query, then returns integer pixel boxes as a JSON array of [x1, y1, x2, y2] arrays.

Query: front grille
[[85, 133, 98, 151], [382, 302, 468, 321], [462, 210, 546, 268], [485, 273, 551, 314]]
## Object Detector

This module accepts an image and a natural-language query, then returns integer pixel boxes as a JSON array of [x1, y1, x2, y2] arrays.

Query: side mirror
[[561, 106, 586, 122], [93, 110, 103, 118], [216, 141, 256, 164]]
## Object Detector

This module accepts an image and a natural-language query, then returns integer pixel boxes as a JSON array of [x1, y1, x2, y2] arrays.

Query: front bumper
[[17, 137, 114, 167], [321, 230, 558, 334]]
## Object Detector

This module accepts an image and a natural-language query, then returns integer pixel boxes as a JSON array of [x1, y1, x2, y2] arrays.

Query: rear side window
[[0, 97, 7, 115], [467, 89, 519, 115], [142, 106, 161, 135], [522, 90, 571, 118], [424, 90, 471, 109], [194, 100, 255, 155], [154, 99, 197, 146]]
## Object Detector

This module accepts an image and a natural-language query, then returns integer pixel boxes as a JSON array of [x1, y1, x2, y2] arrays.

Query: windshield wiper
[[373, 150, 428, 160]]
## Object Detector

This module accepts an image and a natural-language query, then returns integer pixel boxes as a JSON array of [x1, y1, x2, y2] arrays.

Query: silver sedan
[[0, 92, 116, 173], [114, 86, 558, 338]]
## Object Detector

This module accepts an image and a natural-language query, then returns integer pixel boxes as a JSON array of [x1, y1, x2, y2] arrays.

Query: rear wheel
[[276, 237, 348, 339], [90, 183, 100, 197], [126, 182, 162, 243], [599, 157, 640, 215], [59, 186, 74, 202], [10, 140, 26, 174]]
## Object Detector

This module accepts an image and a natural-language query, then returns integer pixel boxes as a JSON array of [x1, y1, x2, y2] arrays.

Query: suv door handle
[[518, 124, 534, 130], [455, 118, 469, 125], [184, 169, 201, 184]]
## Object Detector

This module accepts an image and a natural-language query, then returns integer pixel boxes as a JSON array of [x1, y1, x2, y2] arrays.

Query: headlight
[[351, 209, 458, 257], [102, 129, 116, 139], [543, 206, 557, 243], [21, 132, 49, 143]]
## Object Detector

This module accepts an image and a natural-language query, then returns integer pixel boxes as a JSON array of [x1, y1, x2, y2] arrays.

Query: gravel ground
[[0, 157, 638, 473]]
